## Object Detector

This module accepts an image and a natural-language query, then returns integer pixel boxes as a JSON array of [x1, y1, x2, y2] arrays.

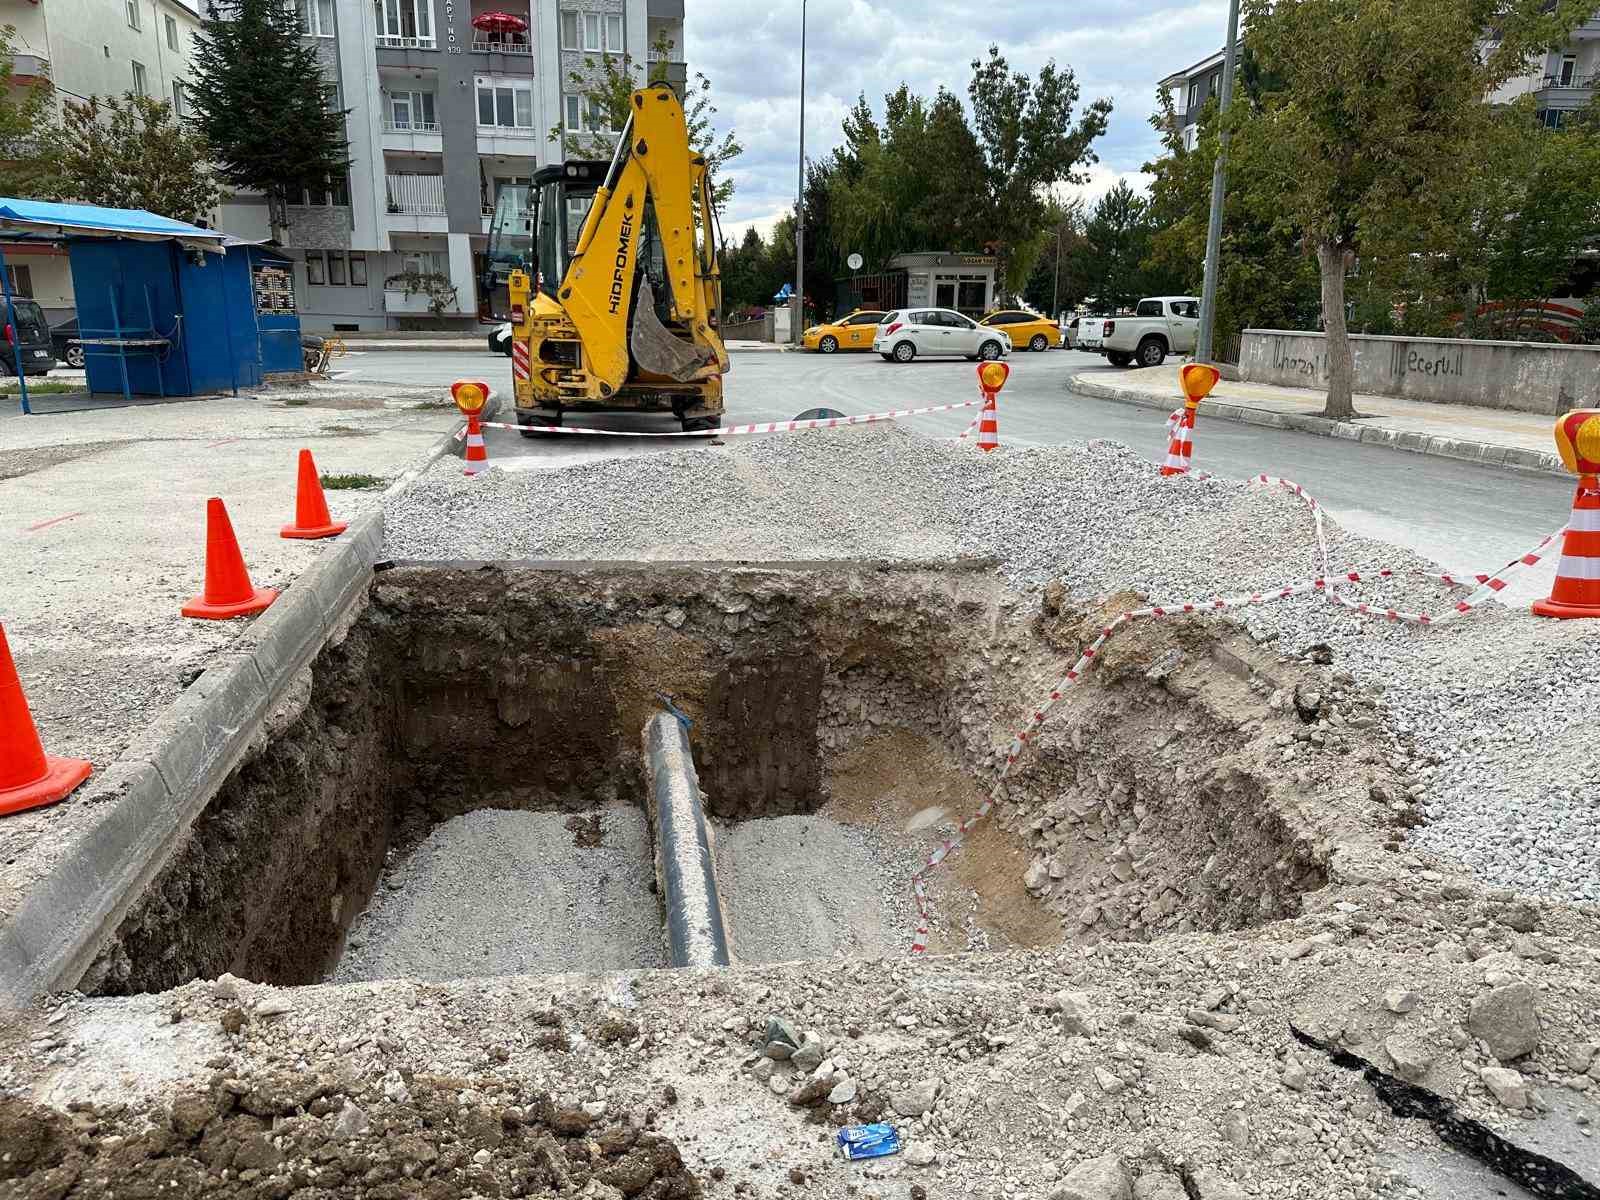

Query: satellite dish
[[847, 253, 863, 271]]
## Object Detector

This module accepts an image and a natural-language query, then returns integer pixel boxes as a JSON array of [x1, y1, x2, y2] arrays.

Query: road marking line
[[26, 511, 85, 532]]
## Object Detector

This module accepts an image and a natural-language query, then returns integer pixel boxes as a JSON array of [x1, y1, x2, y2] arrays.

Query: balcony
[[376, 34, 435, 49], [472, 37, 532, 55], [381, 118, 443, 152], [384, 288, 460, 315], [648, 50, 688, 92], [1537, 72, 1597, 92], [385, 173, 447, 232], [7, 51, 49, 83]]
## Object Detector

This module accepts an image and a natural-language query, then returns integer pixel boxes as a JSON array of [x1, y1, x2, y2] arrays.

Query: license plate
[[32, 350, 46, 358]]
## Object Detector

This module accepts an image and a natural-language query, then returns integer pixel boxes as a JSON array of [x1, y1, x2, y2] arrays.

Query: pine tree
[[188, 0, 349, 230]]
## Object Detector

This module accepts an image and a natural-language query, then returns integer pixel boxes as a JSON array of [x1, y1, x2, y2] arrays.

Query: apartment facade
[[1158, 47, 1228, 152], [0, 0, 206, 319], [283, 0, 686, 331]]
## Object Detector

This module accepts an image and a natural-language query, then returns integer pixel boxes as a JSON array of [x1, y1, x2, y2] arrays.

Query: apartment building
[[283, 0, 687, 331], [1164, 15, 1600, 150], [0, 0, 205, 318]]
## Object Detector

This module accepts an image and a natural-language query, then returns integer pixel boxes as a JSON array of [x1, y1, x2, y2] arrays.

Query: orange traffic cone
[[1159, 407, 1193, 476], [1534, 409, 1600, 619], [0, 622, 91, 817], [182, 498, 279, 620], [975, 393, 999, 452], [463, 412, 489, 476], [281, 449, 348, 540], [1533, 475, 1600, 618]]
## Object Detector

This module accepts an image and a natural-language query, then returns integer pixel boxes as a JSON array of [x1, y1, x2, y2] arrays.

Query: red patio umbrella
[[471, 11, 529, 33]]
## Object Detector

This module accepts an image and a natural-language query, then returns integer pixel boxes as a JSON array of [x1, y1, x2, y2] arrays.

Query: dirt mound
[[0, 1070, 700, 1199]]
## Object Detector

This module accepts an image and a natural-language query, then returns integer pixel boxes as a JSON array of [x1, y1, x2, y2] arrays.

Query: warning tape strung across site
[[907, 472, 1568, 954], [454, 397, 985, 442]]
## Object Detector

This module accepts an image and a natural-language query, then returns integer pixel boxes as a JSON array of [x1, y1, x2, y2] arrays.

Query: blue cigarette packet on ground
[[836, 1123, 902, 1160]]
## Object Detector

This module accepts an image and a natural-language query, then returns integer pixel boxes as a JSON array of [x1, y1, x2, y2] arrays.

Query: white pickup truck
[[1077, 297, 1200, 368]]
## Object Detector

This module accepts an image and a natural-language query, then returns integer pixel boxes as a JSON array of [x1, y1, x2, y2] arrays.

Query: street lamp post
[[792, 0, 807, 345], [1195, 0, 1241, 365]]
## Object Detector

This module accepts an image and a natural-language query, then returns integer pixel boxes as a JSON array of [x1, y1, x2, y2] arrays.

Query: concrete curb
[[342, 340, 482, 353], [1069, 376, 1566, 478], [642, 713, 731, 969], [0, 459, 454, 1007]]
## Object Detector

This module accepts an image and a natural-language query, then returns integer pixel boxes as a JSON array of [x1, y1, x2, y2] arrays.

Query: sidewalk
[[1071, 364, 1565, 476]]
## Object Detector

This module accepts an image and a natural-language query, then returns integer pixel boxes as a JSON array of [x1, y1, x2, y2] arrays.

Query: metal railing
[[385, 173, 447, 214], [376, 34, 436, 49], [646, 49, 686, 64], [1540, 72, 1597, 89], [472, 37, 531, 54], [382, 119, 441, 134]]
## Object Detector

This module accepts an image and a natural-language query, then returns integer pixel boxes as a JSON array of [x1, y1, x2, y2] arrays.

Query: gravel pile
[[385, 425, 1600, 903], [332, 808, 664, 983]]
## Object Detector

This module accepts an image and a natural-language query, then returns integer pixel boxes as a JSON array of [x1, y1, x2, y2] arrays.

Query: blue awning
[[0, 199, 228, 253]]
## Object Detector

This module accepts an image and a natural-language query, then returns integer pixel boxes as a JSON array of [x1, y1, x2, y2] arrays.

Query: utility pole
[[1052, 227, 1063, 321], [792, 0, 807, 345], [1195, 0, 1241, 364]]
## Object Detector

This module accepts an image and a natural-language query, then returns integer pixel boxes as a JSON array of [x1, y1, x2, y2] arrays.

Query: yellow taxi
[[979, 308, 1062, 351], [802, 310, 886, 353]]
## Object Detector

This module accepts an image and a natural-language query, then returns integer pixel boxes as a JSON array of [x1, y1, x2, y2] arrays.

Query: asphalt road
[[340, 345, 1574, 577]]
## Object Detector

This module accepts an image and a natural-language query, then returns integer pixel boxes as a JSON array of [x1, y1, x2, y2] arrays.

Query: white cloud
[[687, 0, 1225, 235]]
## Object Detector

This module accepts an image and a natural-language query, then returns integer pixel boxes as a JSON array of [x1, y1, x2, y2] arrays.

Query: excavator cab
[[478, 84, 729, 433]]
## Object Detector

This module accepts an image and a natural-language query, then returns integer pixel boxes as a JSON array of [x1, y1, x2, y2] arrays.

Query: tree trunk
[[1316, 239, 1355, 420]]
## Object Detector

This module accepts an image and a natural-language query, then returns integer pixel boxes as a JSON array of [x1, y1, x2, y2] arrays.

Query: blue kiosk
[[0, 200, 303, 414]]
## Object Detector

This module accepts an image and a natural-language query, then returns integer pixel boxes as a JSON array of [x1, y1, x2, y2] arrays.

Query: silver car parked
[[873, 308, 1011, 363]]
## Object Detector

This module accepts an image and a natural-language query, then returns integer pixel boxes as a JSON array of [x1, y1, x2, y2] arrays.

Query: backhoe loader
[[479, 82, 729, 433]]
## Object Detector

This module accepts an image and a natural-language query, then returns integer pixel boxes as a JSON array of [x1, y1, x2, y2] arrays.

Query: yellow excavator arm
[[505, 83, 729, 423]]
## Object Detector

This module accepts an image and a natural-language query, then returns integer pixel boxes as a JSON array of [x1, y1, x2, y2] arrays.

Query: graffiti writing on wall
[[1389, 342, 1464, 380], [1271, 342, 1326, 380]]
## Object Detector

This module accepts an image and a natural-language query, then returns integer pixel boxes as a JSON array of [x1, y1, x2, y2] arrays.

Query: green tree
[[55, 95, 219, 224], [188, 0, 349, 230], [1021, 199, 1086, 315], [966, 45, 1112, 292], [552, 30, 742, 208], [0, 24, 61, 195], [1076, 181, 1156, 312], [1232, 0, 1596, 417]]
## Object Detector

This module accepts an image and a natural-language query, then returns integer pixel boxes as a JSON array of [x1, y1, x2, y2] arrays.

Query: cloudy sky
[[686, 0, 1227, 241]]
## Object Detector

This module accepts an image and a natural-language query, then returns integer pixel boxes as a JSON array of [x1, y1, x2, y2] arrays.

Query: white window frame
[[131, 60, 147, 95], [560, 10, 579, 50], [564, 94, 581, 130], [389, 89, 436, 130], [477, 77, 534, 131], [164, 13, 178, 50], [582, 12, 601, 51], [306, 251, 326, 285], [126, 0, 140, 30], [299, 0, 335, 37], [376, 0, 432, 46], [171, 79, 186, 118], [604, 13, 622, 52]]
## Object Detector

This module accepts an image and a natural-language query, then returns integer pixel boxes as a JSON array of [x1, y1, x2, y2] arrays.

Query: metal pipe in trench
[[641, 712, 731, 968]]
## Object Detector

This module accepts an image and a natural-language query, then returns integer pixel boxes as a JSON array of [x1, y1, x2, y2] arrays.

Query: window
[[399, 249, 449, 276], [349, 252, 368, 286], [171, 79, 186, 118], [564, 94, 580, 129], [376, 0, 431, 44], [126, 0, 140, 29], [1136, 299, 1163, 317], [4, 265, 33, 298], [477, 78, 534, 129], [165, 14, 178, 50], [1187, 80, 1199, 111], [847, 312, 881, 326], [561, 11, 579, 49], [583, 12, 601, 50], [1169, 300, 1199, 318], [604, 13, 622, 51], [390, 90, 436, 129], [327, 251, 347, 286], [299, 0, 335, 36], [131, 61, 147, 94], [306, 252, 326, 285], [1560, 54, 1577, 85], [1539, 107, 1569, 130], [586, 97, 609, 132]]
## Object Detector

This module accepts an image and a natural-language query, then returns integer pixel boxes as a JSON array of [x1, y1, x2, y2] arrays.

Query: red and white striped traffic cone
[[463, 411, 489, 477], [1159, 405, 1194, 476], [1533, 474, 1600, 618], [975, 391, 999, 452]]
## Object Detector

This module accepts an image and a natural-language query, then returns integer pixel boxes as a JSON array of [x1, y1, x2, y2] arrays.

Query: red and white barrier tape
[[908, 471, 1566, 953], [454, 397, 985, 442]]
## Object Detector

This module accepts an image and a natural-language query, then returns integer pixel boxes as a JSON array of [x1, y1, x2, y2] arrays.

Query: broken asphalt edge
[[0, 430, 453, 1009], [1068, 374, 1568, 478]]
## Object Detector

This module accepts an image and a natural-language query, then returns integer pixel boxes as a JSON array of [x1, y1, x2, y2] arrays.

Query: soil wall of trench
[[81, 562, 1403, 997]]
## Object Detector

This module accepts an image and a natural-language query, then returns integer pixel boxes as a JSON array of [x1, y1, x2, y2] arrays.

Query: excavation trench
[[81, 562, 1362, 997]]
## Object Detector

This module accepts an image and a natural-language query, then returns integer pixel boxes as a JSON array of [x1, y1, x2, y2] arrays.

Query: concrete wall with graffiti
[[1239, 330, 1600, 415]]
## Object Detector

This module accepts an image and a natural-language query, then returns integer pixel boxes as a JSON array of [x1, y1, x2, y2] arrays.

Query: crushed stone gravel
[[384, 425, 1600, 904]]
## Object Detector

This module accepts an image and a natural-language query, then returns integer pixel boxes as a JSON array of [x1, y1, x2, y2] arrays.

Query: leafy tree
[[55, 95, 218, 224], [967, 45, 1112, 292], [1232, 0, 1596, 417], [188, 0, 349, 230], [0, 24, 62, 196], [1020, 199, 1087, 315], [552, 30, 742, 208], [1076, 181, 1156, 312]]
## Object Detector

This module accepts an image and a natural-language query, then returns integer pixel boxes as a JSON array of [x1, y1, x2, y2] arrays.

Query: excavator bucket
[[630, 274, 716, 382]]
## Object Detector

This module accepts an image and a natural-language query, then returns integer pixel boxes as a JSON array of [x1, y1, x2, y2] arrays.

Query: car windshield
[[7, 299, 48, 343]]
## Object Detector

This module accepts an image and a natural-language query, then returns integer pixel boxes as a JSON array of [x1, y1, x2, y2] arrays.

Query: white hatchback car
[[873, 308, 1011, 363]]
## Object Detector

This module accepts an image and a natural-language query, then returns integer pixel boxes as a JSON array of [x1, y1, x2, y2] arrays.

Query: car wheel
[[1029, 334, 1048, 352], [1106, 351, 1133, 368], [978, 340, 1003, 361], [893, 341, 916, 363], [818, 335, 838, 354], [65, 344, 85, 368], [1137, 337, 1167, 368]]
